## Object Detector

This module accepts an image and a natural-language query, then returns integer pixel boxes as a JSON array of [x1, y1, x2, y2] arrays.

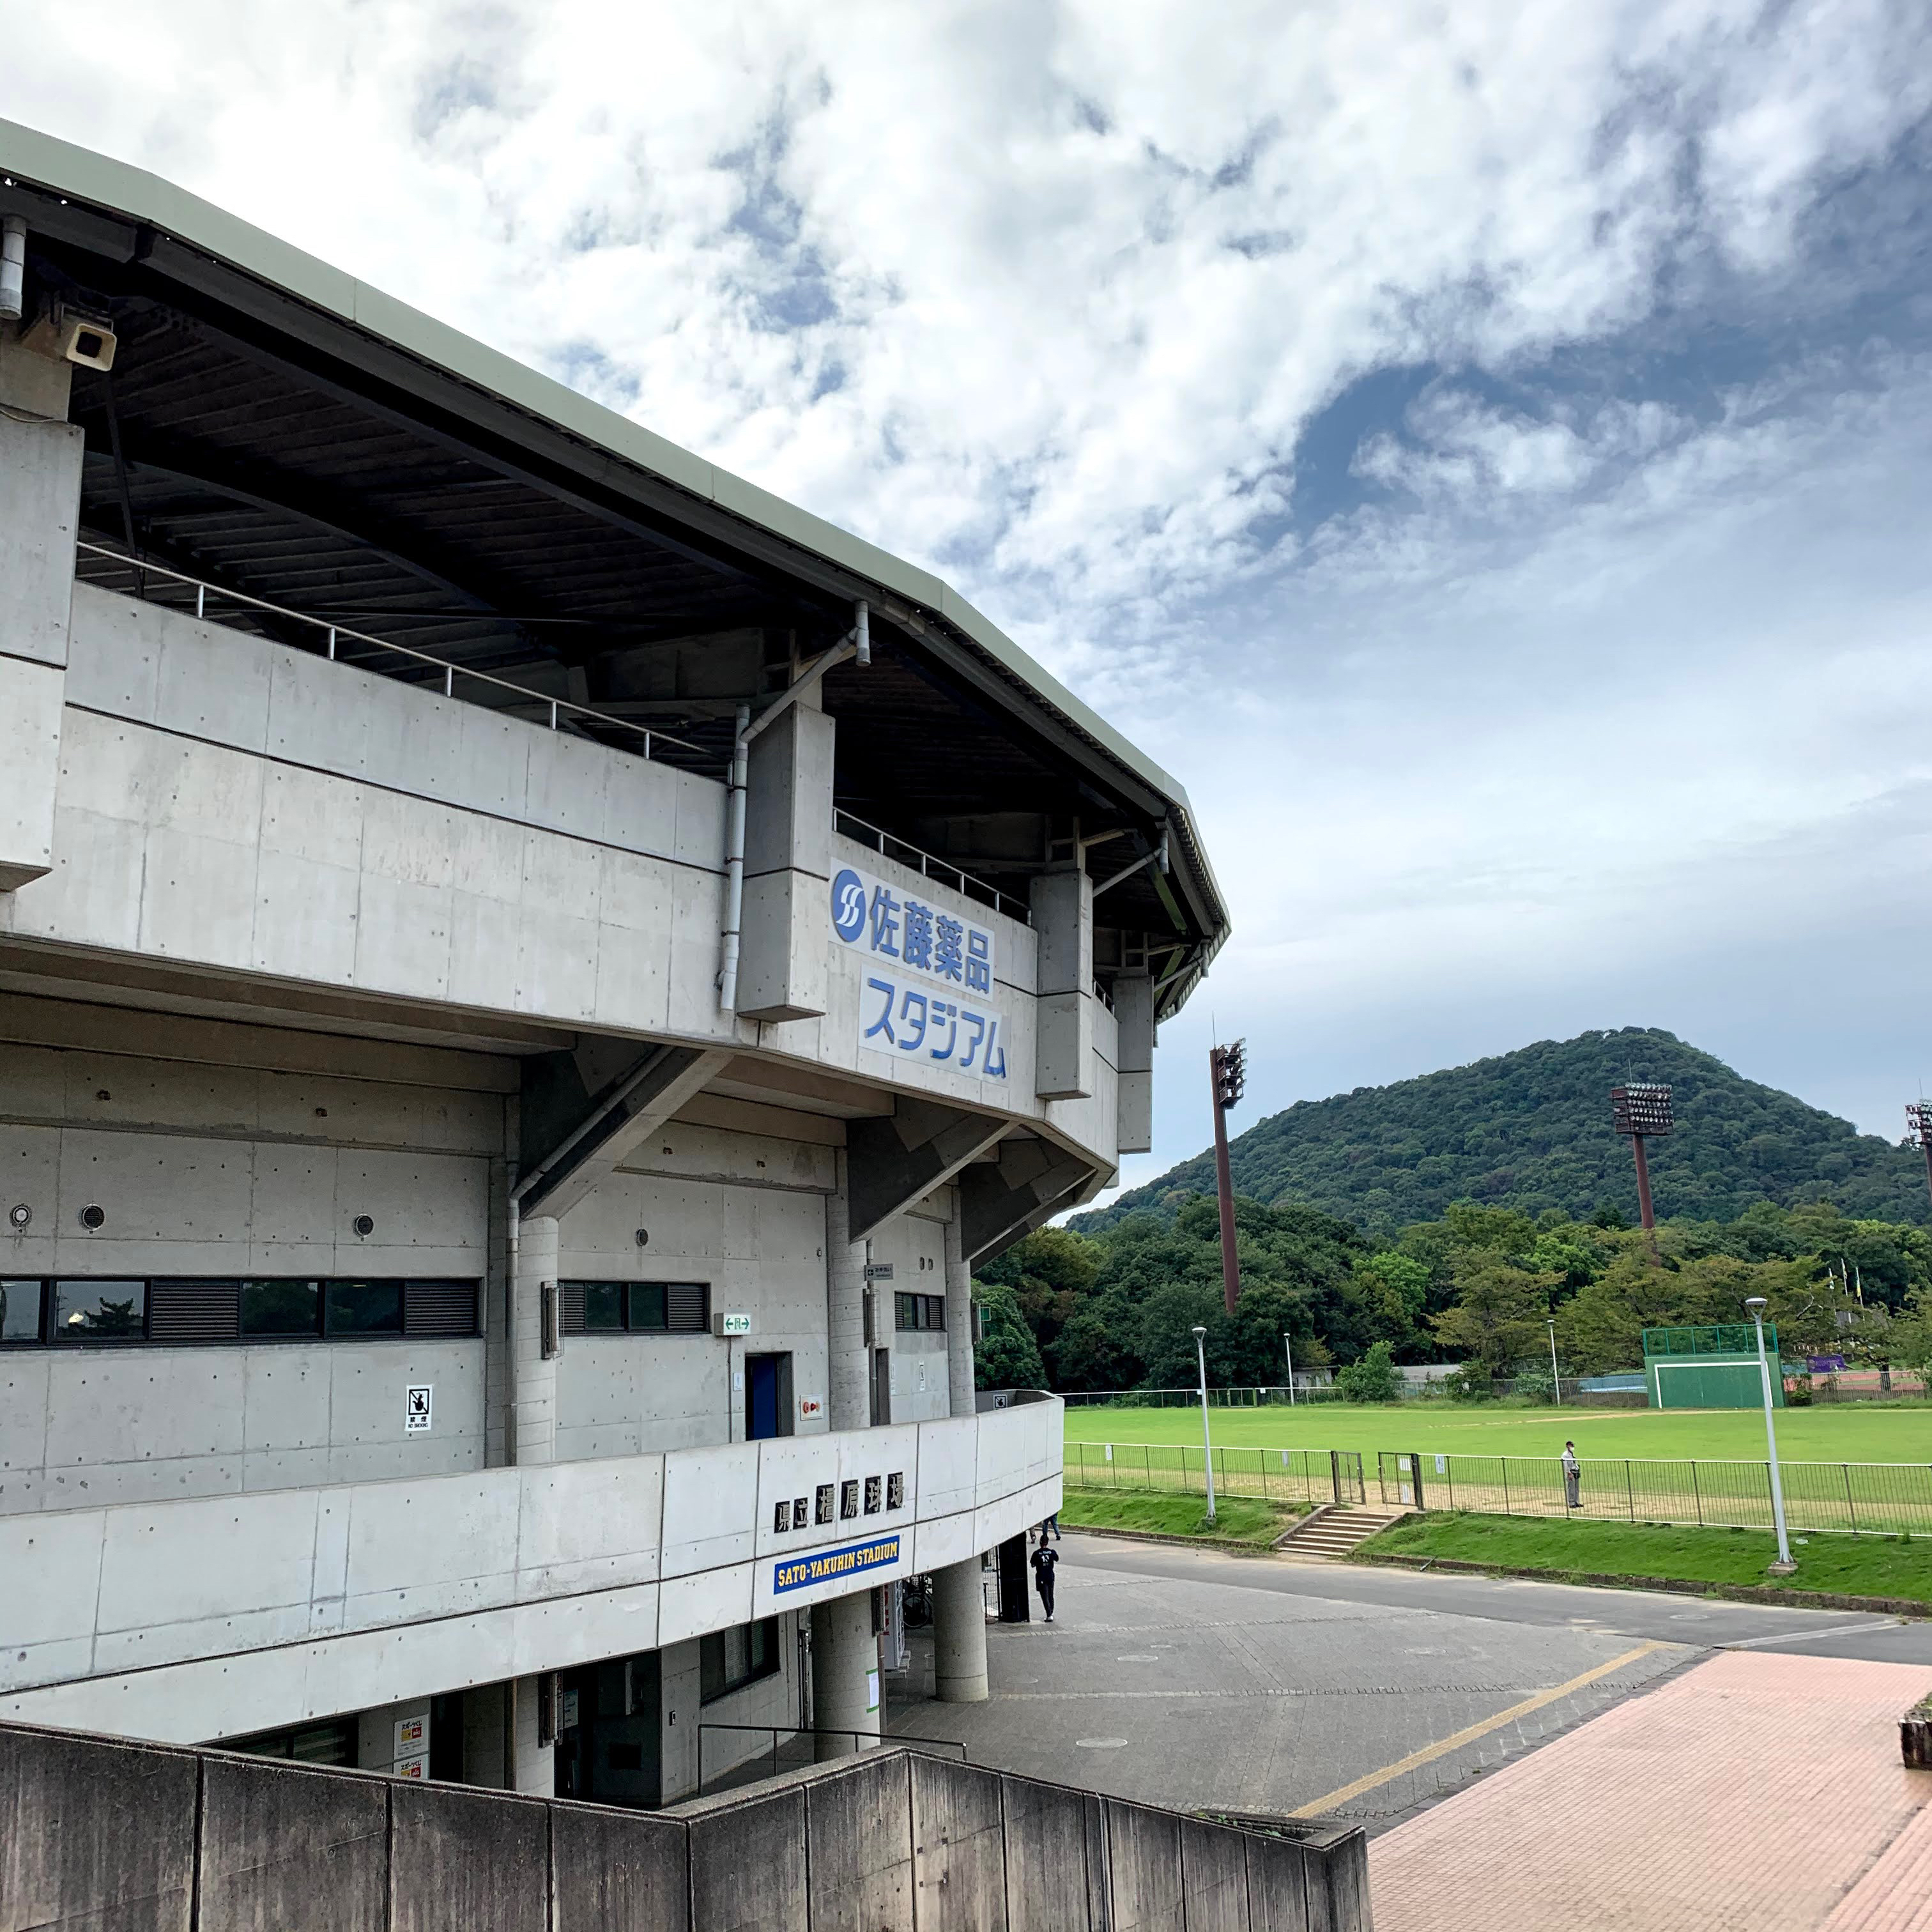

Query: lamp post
[[1193, 1324, 1216, 1524], [1283, 1331, 1296, 1407], [1547, 1319, 1561, 1406], [1745, 1296, 1794, 1572]]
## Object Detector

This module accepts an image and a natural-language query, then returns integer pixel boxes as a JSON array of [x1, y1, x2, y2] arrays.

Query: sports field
[[1061, 1400, 1932, 1461]]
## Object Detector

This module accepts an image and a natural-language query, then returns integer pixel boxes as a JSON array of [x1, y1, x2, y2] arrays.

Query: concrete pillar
[[944, 1200, 976, 1420], [462, 1683, 508, 1788], [0, 330, 80, 894], [997, 1533, 1031, 1622], [507, 1675, 555, 1796], [931, 1557, 990, 1703], [1031, 868, 1094, 1100], [510, 1212, 558, 1466], [1114, 972, 1156, 1155], [826, 1153, 869, 1433], [738, 699, 836, 1022], [812, 1590, 880, 1759]]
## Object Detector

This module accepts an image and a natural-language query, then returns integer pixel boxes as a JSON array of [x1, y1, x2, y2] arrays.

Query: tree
[[1432, 1256, 1554, 1372], [1336, 1340, 1400, 1402], [972, 1282, 1045, 1390]]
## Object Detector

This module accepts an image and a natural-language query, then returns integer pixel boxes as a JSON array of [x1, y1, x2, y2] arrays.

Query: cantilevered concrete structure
[[0, 121, 1226, 1805]]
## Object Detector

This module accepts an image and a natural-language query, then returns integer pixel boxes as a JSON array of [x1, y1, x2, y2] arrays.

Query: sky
[[8, 1, 1932, 1192]]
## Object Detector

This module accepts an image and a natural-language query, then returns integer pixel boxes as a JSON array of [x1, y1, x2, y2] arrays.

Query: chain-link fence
[[1064, 1438, 1932, 1534]]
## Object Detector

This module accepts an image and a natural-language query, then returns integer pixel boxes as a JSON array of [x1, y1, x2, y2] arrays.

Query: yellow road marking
[[1289, 1639, 1675, 1818]]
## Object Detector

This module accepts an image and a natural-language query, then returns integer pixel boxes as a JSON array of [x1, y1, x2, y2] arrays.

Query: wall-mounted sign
[[714, 1311, 753, 1337], [404, 1386, 432, 1434], [773, 1533, 902, 1597], [831, 864, 1007, 1082], [862, 1262, 894, 1283], [395, 1754, 427, 1780], [799, 1395, 824, 1421], [394, 1714, 425, 1757]]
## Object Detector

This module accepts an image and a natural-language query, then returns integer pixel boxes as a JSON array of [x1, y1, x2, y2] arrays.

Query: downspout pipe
[[0, 217, 26, 321], [717, 601, 869, 1014]]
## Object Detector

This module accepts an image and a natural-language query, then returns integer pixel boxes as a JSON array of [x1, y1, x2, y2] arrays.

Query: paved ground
[[1370, 1650, 1932, 1932]]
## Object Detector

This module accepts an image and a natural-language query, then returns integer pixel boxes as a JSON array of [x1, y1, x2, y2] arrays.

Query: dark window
[[557, 1281, 709, 1336], [243, 1279, 322, 1337], [231, 1717, 356, 1766], [700, 1618, 779, 1703], [1, 1279, 43, 1344], [896, 1293, 946, 1332], [54, 1280, 146, 1340], [326, 1280, 404, 1335], [895, 1292, 916, 1331]]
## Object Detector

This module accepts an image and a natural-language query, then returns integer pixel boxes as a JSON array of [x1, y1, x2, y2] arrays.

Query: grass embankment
[[1061, 1402, 1932, 1462], [1365, 1511, 1932, 1606], [1057, 1487, 1303, 1545]]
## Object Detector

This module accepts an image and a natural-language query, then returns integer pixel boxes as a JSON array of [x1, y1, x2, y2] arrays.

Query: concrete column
[[1114, 972, 1156, 1155], [812, 1590, 880, 1759], [462, 1683, 508, 1788], [1031, 868, 1095, 1100], [931, 1557, 990, 1703], [996, 1533, 1031, 1622], [826, 1153, 869, 1433], [507, 1675, 555, 1796], [510, 1212, 558, 1466], [944, 1199, 976, 1420], [0, 331, 80, 895]]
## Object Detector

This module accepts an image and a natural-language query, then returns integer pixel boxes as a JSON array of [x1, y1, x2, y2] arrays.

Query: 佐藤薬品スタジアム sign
[[773, 1533, 903, 1597], [829, 864, 1007, 1082]]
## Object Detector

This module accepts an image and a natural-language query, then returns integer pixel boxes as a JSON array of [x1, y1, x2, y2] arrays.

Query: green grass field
[[1365, 1511, 1932, 1606], [1057, 1487, 1302, 1545], [1061, 1400, 1932, 1462]]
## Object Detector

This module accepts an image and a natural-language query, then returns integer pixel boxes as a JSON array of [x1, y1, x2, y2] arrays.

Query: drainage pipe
[[0, 217, 26, 321]]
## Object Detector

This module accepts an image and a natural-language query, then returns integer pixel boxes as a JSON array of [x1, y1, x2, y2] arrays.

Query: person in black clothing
[[1031, 1540, 1058, 1621]]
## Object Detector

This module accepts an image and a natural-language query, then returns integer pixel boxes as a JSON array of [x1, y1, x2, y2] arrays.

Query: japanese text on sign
[[860, 973, 1007, 1080], [830, 864, 996, 997]]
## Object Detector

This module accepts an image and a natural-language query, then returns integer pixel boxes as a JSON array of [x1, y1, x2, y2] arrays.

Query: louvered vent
[[147, 1280, 240, 1344], [557, 1282, 586, 1334], [666, 1282, 710, 1333], [404, 1280, 480, 1337]]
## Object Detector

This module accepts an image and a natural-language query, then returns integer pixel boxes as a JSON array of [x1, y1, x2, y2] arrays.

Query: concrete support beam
[[1114, 972, 1155, 1156], [0, 334, 80, 894], [944, 1200, 975, 1420], [738, 700, 836, 1022], [510, 1213, 558, 1466], [518, 1043, 732, 1219], [811, 1590, 880, 1760], [931, 1557, 990, 1703], [1031, 869, 1094, 1101], [826, 1151, 869, 1434], [847, 1096, 1007, 1245], [960, 1136, 1093, 1262]]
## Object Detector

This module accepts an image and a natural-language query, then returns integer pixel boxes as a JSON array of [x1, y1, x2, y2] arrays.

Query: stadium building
[[0, 121, 1226, 1804]]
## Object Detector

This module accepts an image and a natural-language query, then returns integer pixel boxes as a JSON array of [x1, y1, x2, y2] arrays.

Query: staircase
[[1275, 1505, 1409, 1561]]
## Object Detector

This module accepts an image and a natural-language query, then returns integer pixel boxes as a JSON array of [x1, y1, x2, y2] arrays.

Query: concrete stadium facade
[[0, 120, 1226, 1809]]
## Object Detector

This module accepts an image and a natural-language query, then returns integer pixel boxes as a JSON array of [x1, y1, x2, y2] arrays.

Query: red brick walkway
[[1370, 1651, 1932, 1931]]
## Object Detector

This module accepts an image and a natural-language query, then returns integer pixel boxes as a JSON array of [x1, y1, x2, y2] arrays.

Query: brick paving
[[1370, 1650, 1932, 1932]]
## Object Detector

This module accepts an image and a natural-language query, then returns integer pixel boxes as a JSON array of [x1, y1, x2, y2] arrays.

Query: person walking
[[1561, 1440, 1581, 1511], [1030, 1538, 1059, 1621], [1041, 1511, 1061, 1542]]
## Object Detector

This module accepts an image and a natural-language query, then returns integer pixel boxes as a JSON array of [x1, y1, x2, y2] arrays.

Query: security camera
[[23, 300, 117, 371]]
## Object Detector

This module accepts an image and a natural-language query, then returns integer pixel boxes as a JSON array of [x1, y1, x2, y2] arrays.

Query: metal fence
[[1064, 1439, 1932, 1535]]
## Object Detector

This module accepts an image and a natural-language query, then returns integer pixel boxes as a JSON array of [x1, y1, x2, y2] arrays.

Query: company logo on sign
[[831, 868, 868, 942], [773, 1533, 901, 1595]]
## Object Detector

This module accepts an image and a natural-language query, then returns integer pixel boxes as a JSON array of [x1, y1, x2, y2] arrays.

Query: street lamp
[[1745, 1296, 1794, 1573], [1547, 1319, 1561, 1407], [1283, 1331, 1296, 1407], [1193, 1324, 1216, 1524]]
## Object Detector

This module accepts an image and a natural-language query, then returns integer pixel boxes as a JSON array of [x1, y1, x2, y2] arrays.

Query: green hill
[[1077, 1028, 1931, 1236]]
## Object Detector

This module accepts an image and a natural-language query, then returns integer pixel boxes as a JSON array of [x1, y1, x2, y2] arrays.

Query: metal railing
[[834, 808, 1031, 923], [1064, 1439, 1932, 1537], [696, 1721, 967, 1795], [75, 540, 709, 765]]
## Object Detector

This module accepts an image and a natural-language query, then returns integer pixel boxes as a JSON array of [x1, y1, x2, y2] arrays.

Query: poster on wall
[[830, 864, 1007, 1082]]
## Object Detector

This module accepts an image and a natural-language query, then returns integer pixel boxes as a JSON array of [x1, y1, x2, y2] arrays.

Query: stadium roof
[[0, 119, 1227, 1011]]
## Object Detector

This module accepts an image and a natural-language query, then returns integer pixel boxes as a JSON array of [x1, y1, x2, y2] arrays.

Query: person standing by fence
[[1561, 1441, 1581, 1510]]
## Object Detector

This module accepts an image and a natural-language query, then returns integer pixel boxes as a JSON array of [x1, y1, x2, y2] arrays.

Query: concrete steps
[[1275, 1505, 1409, 1561]]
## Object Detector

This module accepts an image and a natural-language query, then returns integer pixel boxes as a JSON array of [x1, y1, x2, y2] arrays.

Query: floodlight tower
[[1611, 1082, 1673, 1262], [1209, 1039, 1247, 1316], [1907, 1103, 1932, 1216]]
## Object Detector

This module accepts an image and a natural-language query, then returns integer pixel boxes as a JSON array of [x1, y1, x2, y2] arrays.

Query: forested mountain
[[1075, 1029, 1931, 1237]]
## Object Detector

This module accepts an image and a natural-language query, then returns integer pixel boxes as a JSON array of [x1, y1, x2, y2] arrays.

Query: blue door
[[747, 1355, 780, 1441]]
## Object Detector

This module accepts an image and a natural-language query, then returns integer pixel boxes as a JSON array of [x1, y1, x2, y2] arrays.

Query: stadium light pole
[[1745, 1296, 1795, 1573], [1209, 1040, 1247, 1316], [1611, 1082, 1673, 1265], [1193, 1324, 1216, 1524], [1284, 1331, 1296, 1406], [1908, 1104, 1932, 1216], [1547, 1319, 1561, 1406]]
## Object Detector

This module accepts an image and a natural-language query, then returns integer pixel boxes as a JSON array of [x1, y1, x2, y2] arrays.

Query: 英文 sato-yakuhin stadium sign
[[830, 865, 1008, 1081], [772, 1532, 903, 1596]]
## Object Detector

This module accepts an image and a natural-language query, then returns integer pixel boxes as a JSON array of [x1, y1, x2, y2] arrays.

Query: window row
[[894, 1292, 947, 1332], [558, 1280, 710, 1336], [0, 1276, 480, 1346], [700, 1617, 780, 1704]]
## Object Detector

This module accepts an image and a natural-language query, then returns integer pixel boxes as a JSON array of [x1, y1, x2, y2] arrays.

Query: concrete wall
[[0, 1402, 1062, 1744], [0, 1726, 1372, 1931]]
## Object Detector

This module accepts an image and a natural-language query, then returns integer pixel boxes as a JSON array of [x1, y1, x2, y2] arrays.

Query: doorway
[[870, 1347, 893, 1426], [746, 1353, 795, 1441]]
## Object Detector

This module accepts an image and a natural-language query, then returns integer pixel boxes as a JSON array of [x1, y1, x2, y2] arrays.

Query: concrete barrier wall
[[0, 1724, 1370, 1932]]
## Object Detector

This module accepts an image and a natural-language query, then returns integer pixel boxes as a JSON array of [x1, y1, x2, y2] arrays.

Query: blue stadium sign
[[773, 1532, 902, 1596]]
